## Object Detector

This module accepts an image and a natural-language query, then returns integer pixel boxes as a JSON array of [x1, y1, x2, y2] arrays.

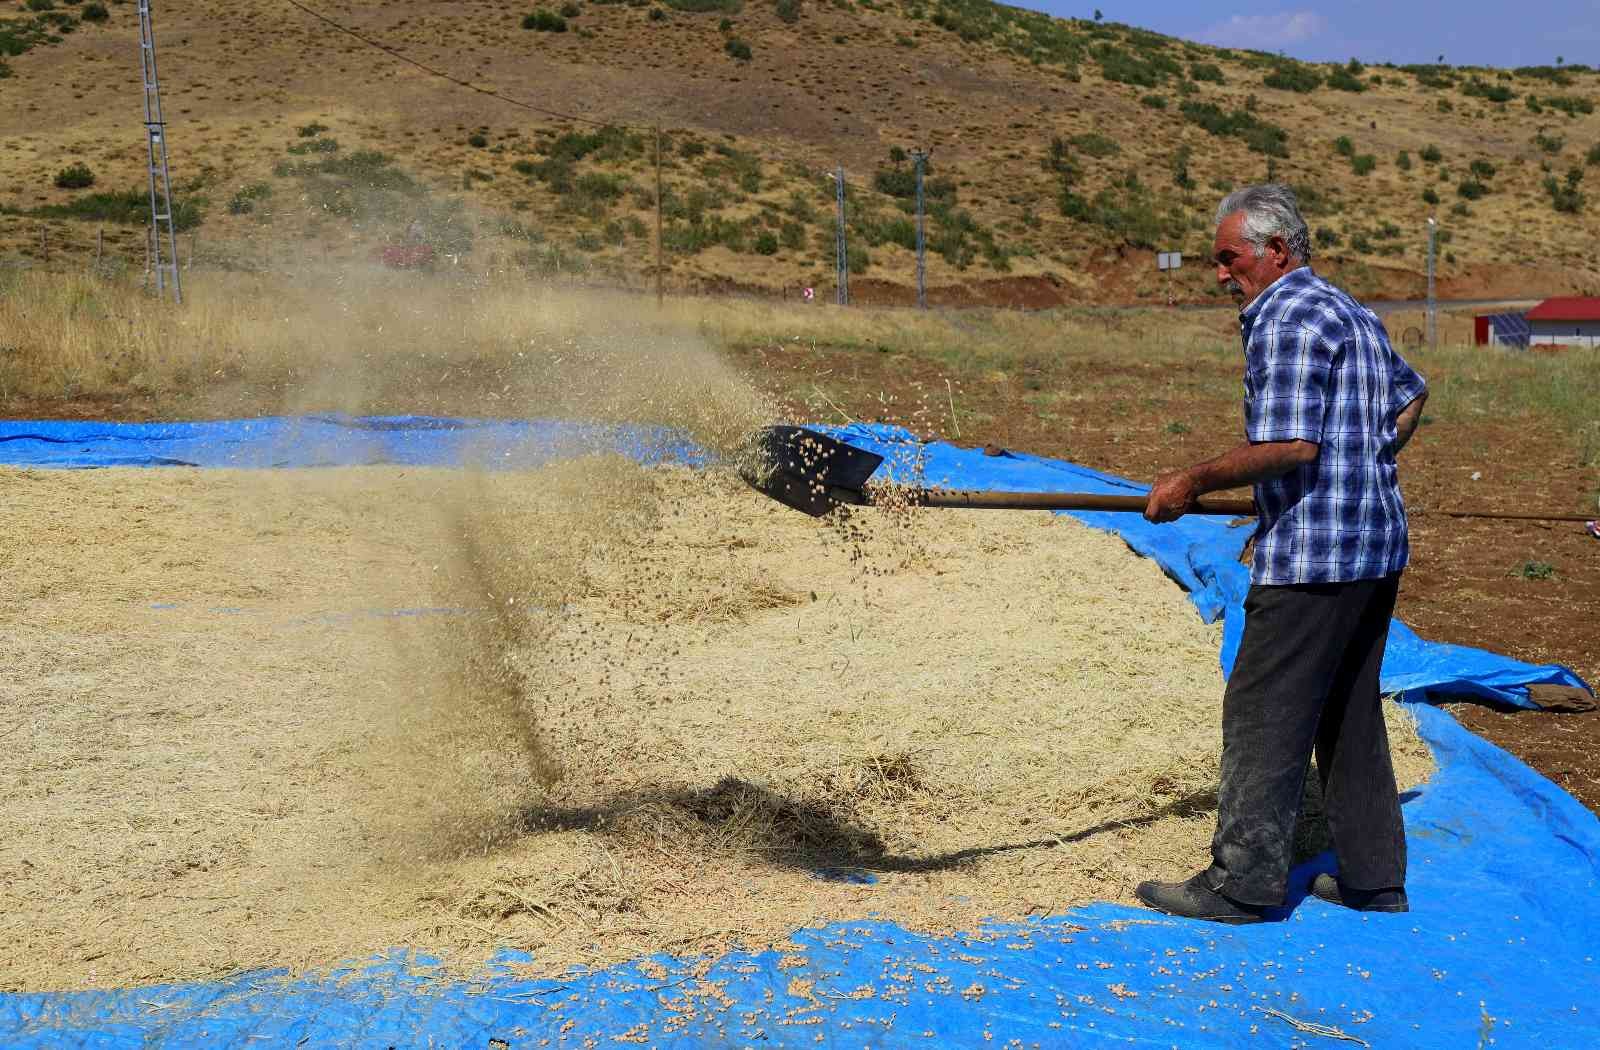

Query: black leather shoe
[[1310, 873, 1409, 913], [1135, 871, 1268, 924]]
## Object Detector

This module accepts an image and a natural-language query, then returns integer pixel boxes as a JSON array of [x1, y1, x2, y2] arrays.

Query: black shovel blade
[[739, 425, 885, 517]]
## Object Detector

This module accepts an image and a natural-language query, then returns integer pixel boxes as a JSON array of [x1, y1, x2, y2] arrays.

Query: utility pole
[[911, 148, 931, 310], [138, 0, 182, 303], [833, 165, 849, 306], [654, 125, 664, 308], [1425, 217, 1437, 350]]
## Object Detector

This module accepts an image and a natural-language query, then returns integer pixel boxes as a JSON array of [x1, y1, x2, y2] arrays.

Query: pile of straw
[[0, 457, 1431, 991]]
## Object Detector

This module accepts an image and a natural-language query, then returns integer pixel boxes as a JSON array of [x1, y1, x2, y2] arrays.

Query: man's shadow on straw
[[514, 776, 1226, 876]]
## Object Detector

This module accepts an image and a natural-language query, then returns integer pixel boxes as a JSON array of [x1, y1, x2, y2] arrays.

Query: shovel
[[740, 425, 1599, 523], [740, 425, 1254, 518]]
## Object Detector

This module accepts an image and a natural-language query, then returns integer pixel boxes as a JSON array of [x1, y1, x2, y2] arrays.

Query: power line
[[280, 0, 647, 131]]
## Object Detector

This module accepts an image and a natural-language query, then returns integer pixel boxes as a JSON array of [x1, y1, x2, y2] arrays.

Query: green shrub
[[1189, 61, 1224, 84], [522, 10, 568, 30], [79, 2, 108, 22], [512, 158, 537, 175], [1462, 77, 1513, 102], [1543, 95, 1594, 116], [1545, 166, 1585, 213], [1314, 227, 1341, 248], [725, 36, 751, 60], [718, 15, 732, 28], [560, 1, 581, 14], [1516, 65, 1574, 85], [1396, 150, 1412, 171], [846, 241, 870, 274], [1520, 560, 1557, 580], [27, 187, 204, 231], [467, 132, 489, 148], [1469, 158, 1496, 179], [1350, 232, 1372, 253], [1262, 62, 1320, 93], [774, 0, 800, 21], [1420, 144, 1442, 163], [649, 7, 665, 18], [780, 219, 805, 249], [1069, 132, 1120, 158], [1140, 93, 1167, 109], [575, 171, 628, 200], [1327, 67, 1365, 92], [1179, 101, 1288, 157], [1333, 135, 1354, 157], [25, 0, 53, 11], [1095, 43, 1180, 87], [1351, 154, 1376, 176], [1587, 142, 1600, 166], [297, 122, 330, 138], [226, 182, 272, 215], [54, 162, 94, 189], [754, 230, 779, 254], [1456, 178, 1487, 200], [1422, 187, 1439, 205], [1403, 64, 1454, 89], [1536, 131, 1565, 154], [1058, 173, 1186, 249]]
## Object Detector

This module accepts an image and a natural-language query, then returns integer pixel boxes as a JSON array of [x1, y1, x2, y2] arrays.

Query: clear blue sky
[[1011, 1, 1600, 68]]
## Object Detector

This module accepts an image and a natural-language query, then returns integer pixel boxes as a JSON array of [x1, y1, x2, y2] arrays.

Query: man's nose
[[1216, 263, 1230, 284]]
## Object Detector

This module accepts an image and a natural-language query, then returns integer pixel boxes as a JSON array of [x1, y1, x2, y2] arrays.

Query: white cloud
[[1198, 11, 1327, 52]]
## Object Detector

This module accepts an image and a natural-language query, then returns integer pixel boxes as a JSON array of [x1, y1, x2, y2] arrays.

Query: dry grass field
[[2, 0, 1599, 303]]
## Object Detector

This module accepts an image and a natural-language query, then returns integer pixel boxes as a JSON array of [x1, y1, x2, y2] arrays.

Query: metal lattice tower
[[138, 0, 182, 303]]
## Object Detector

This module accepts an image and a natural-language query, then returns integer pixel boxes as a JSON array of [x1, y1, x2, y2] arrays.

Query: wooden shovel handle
[[915, 490, 1256, 516]]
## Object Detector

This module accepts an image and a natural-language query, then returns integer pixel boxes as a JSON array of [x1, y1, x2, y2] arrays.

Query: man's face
[[1213, 211, 1290, 308]]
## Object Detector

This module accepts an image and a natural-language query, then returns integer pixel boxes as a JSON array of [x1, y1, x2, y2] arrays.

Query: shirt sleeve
[[1245, 319, 1330, 445], [1389, 344, 1427, 407]]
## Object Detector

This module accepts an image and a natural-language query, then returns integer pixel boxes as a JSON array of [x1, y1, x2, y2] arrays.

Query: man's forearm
[[1144, 439, 1317, 522], [1394, 391, 1427, 454], [1185, 439, 1320, 495]]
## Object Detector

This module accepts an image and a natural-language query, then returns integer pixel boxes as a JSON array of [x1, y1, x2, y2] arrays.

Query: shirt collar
[[1240, 264, 1316, 328]]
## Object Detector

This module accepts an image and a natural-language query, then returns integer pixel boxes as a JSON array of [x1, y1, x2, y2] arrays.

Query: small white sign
[[1156, 251, 1183, 271]]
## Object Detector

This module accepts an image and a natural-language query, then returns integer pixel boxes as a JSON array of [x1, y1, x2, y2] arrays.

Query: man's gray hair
[[1216, 183, 1313, 263]]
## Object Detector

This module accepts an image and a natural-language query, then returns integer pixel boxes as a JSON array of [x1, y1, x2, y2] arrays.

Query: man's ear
[[1266, 235, 1290, 266]]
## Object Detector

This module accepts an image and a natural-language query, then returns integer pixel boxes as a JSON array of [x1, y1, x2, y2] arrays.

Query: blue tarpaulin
[[0, 415, 701, 471], [2, 417, 1595, 1049]]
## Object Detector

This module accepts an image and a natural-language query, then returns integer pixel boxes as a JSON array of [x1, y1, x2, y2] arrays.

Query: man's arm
[[1394, 390, 1427, 454], [1143, 439, 1318, 523]]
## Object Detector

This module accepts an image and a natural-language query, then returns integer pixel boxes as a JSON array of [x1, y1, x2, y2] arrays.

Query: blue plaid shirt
[[1239, 267, 1427, 585]]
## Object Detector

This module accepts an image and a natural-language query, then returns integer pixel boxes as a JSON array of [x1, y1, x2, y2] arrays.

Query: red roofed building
[[1524, 297, 1600, 347]]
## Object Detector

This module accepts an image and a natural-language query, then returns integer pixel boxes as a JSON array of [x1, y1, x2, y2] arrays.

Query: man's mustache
[[1225, 279, 1245, 297]]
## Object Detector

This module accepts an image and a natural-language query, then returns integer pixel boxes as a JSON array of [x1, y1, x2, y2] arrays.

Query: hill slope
[[2, 0, 1598, 303]]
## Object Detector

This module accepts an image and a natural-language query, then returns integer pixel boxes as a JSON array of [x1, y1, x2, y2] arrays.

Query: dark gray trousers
[[1209, 573, 1407, 906]]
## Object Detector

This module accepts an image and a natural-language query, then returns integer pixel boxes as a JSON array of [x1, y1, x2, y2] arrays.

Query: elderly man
[[1137, 184, 1428, 924]]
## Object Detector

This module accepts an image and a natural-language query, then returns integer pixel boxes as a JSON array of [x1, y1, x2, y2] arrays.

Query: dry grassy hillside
[[2, 0, 1598, 303]]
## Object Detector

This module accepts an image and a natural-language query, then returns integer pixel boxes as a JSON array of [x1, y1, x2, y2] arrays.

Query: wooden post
[[96, 226, 104, 270], [39, 226, 48, 265]]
